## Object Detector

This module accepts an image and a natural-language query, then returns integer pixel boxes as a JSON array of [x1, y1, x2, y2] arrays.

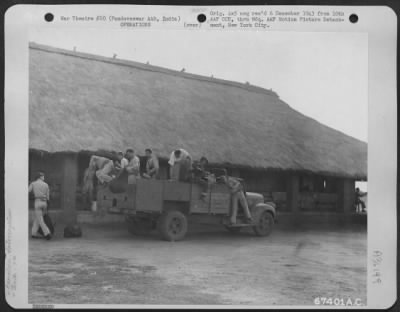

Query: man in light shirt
[[82, 155, 116, 212], [93, 155, 115, 184], [168, 148, 192, 181], [125, 149, 141, 184], [143, 148, 160, 179], [29, 171, 52, 240], [115, 151, 129, 170]]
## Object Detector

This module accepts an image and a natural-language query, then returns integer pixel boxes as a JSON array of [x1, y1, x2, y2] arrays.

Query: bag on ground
[[64, 224, 82, 238]]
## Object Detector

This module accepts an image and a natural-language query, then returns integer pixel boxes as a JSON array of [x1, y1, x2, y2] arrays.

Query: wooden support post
[[287, 175, 299, 213], [61, 154, 78, 224], [337, 178, 355, 214]]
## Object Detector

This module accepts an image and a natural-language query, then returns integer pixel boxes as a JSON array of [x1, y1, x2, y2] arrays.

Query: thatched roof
[[29, 42, 367, 179]]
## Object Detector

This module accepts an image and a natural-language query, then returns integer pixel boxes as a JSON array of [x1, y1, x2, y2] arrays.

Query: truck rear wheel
[[157, 210, 188, 241], [253, 210, 274, 236]]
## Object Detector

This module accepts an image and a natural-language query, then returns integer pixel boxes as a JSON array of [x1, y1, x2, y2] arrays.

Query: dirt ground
[[29, 221, 367, 306]]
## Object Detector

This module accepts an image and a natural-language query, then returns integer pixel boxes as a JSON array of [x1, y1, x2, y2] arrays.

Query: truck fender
[[253, 202, 276, 219]]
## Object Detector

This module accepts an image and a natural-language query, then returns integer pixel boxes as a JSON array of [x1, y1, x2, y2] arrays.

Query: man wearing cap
[[29, 171, 52, 240]]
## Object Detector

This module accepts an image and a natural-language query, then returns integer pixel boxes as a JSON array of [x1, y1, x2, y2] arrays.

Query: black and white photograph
[[4, 5, 397, 309]]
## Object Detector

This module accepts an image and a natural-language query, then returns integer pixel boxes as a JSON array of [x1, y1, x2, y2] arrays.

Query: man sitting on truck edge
[[143, 148, 160, 179], [125, 149, 141, 184], [168, 148, 192, 182]]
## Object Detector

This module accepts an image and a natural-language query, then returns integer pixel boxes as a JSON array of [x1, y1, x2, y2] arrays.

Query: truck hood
[[246, 192, 264, 206]]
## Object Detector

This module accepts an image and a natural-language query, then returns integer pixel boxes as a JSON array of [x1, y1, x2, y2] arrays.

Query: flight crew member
[[29, 171, 52, 240], [220, 174, 253, 225], [143, 148, 160, 179], [168, 148, 192, 182]]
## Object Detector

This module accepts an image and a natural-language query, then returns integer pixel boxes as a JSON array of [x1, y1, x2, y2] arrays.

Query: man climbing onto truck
[[220, 174, 253, 225]]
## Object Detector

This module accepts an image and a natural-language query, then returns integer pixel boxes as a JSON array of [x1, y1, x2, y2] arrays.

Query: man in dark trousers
[[355, 187, 367, 213], [29, 171, 52, 240]]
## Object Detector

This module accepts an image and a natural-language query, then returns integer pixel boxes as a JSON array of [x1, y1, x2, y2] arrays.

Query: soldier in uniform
[[29, 171, 52, 240]]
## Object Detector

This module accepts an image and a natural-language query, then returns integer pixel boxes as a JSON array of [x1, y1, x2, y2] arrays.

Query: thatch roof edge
[[29, 42, 280, 99]]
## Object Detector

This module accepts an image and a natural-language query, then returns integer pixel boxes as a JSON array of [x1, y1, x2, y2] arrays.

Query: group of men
[[84, 147, 252, 225]]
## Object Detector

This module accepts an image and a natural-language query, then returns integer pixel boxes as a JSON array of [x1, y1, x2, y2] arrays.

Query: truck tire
[[252, 210, 274, 237], [157, 210, 188, 241], [126, 216, 152, 235]]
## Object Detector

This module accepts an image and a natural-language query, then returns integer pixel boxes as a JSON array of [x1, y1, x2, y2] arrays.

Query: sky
[[30, 28, 368, 142]]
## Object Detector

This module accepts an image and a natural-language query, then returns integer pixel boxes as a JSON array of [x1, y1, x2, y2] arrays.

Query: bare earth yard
[[29, 222, 367, 306]]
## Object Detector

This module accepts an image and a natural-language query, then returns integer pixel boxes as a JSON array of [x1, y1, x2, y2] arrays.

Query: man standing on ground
[[29, 171, 52, 240], [355, 187, 367, 213], [168, 148, 192, 181], [125, 149, 141, 184], [143, 148, 159, 179]]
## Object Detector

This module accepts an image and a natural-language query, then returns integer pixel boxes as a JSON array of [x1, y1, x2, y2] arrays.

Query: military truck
[[97, 171, 276, 241]]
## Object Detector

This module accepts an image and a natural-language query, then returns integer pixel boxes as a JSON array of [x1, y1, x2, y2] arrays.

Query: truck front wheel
[[157, 210, 188, 241], [253, 210, 274, 236]]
